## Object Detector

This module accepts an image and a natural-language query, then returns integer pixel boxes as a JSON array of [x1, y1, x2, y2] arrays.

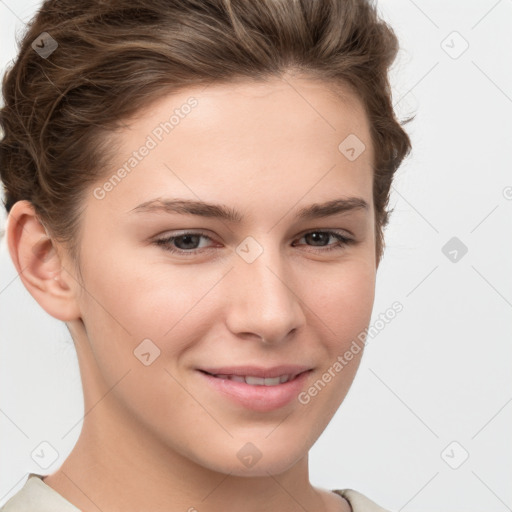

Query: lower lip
[[198, 370, 312, 412]]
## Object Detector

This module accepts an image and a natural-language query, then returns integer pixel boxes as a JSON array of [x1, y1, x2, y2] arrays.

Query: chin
[[190, 435, 310, 478]]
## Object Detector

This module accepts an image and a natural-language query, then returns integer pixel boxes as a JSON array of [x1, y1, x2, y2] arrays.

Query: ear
[[6, 200, 82, 322]]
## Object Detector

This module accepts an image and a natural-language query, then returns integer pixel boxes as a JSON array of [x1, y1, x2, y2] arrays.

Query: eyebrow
[[129, 196, 369, 222]]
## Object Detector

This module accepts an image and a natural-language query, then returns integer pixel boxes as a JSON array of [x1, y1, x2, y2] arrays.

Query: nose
[[224, 238, 306, 345]]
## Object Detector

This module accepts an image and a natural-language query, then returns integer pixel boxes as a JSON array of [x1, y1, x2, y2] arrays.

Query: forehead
[[115, 74, 371, 154], [89, 75, 374, 219]]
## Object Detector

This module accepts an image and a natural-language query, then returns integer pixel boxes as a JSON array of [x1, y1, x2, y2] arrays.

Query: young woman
[[0, 0, 411, 510]]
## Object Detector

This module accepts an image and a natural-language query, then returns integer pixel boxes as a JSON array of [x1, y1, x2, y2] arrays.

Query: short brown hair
[[0, 0, 412, 269]]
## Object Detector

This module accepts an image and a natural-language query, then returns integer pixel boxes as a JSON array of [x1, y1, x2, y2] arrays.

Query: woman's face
[[70, 75, 376, 476]]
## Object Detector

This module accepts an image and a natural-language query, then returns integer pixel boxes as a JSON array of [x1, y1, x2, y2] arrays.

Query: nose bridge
[[225, 235, 305, 342]]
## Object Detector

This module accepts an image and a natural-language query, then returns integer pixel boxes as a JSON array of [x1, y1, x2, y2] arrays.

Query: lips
[[198, 364, 312, 380], [198, 368, 313, 412], [200, 371, 307, 386]]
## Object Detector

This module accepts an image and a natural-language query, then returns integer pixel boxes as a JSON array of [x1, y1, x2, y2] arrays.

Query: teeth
[[213, 374, 294, 386], [229, 375, 245, 383], [245, 376, 282, 386]]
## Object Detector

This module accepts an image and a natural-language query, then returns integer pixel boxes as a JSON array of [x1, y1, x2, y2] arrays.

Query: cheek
[[76, 247, 224, 372], [304, 258, 376, 345], [297, 264, 375, 422]]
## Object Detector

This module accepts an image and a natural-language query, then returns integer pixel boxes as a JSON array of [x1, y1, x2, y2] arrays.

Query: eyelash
[[153, 230, 354, 256]]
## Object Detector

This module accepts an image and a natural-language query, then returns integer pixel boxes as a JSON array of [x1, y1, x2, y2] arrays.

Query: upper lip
[[198, 365, 312, 379]]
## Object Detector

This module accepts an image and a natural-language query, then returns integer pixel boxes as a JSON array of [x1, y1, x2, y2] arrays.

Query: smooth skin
[[7, 72, 377, 512]]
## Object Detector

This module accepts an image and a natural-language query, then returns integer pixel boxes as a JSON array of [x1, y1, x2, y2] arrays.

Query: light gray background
[[1, 1, 511, 510]]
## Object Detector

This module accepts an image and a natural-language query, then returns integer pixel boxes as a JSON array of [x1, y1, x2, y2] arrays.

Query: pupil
[[177, 235, 199, 249], [307, 232, 328, 246]]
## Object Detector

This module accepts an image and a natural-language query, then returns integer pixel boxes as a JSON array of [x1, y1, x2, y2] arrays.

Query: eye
[[153, 229, 354, 256], [154, 231, 216, 256], [293, 230, 354, 252]]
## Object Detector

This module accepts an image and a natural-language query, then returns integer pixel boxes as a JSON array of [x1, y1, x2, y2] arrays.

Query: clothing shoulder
[[0, 474, 80, 512], [1, 475, 392, 512], [333, 488, 392, 512]]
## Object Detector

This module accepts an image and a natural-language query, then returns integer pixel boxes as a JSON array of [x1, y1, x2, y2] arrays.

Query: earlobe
[[6, 200, 81, 322]]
